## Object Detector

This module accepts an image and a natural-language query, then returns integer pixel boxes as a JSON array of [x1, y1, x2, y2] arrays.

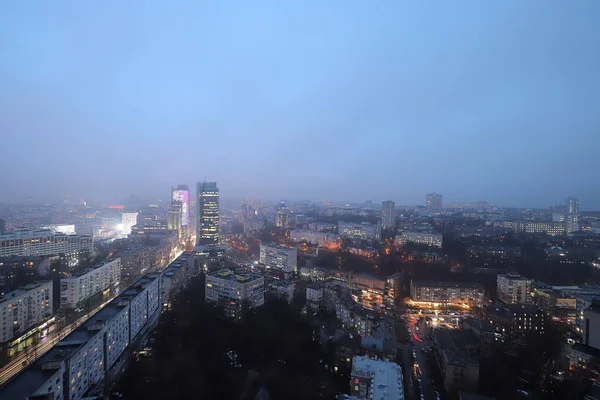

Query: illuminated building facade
[[171, 184, 190, 227], [205, 269, 264, 318], [501, 221, 566, 236], [259, 243, 297, 273], [39, 224, 76, 235], [196, 181, 219, 246], [167, 205, 182, 237], [121, 212, 139, 234], [410, 280, 484, 307], [338, 221, 381, 242], [0, 281, 53, 343], [60, 258, 121, 309], [566, 197, 579, 233], [0, 229, 93, 258], [395, 231, 443, 248], [497, 273, 532, 305]]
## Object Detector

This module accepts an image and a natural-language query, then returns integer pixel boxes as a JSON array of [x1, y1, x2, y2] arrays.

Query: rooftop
[[0, 366, 59, 400], [0, 281, 51, 303], [351, 356, 404, 400], [411, 280, 484, 290], [433, 329, 480, 367], [208, 268, 263, 283]]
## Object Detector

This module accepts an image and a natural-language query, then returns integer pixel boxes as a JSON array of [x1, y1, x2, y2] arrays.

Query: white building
[[0, 281, 53, 343], [306, 284, 324, 310], [259, 244, 297, 273], [350, 355, 404, 400], [289, 230, 339, 245], [39, 224, 76, 235], [121, 212, 139, 235], [583, 306, 600, 350], [497, 273, 532, 305], [0, 229, 93, 258], [205, 269, 264, 312], [395, 231, 443, 248], [381, 201, 395, 230], [337, 221, 381, 242], [60, 258, 121, 309]]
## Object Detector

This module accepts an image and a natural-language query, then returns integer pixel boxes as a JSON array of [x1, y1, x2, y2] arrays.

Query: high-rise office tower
[[0, 218, 5, 235], [167, 205, 182, 237], [566, 197, 579, 233], [171, 184, 190, 227], [381, 201, 395, 230], [276, 201, 289, 228], [196, 182, 219, 246], [426, 193, 443, 211]]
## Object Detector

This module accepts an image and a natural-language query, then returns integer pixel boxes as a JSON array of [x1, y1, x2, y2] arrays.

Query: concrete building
[[583, 304, 600, 350], [348, 355, 404, 400], [0, 229, 93, 258], [497, 273, 532, 305], [265, 279, 294, 303], [259, 243, 297, 274], [395, 231, 443, 248], [160, 252, 196, 308], [118, 246, 152, 280], [0, 281, 53, 343], [289, 230, 339, 245], [306, 283, 324, 310], [501, 221, 566, 236], [426, 193, 443, 211], [205, 269, 264, 318], [381, 201, 395, 230], [39, 224, 76, 235], [410, 281, 484, 307], [566, 197, 580, 233], [166, 205, 182, 237], [60, 258, 121, 309], [337, 221, 381, 242], [196, 181, 219, 246], [0, 218, 5, 235]]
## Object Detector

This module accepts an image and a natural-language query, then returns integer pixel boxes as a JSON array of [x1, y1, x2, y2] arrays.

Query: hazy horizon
[[1, 1, 599, 208]]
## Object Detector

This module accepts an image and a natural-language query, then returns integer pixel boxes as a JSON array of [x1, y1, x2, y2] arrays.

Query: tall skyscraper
[[171, 184, 190, 227], [276, 201, 288, 228], [426, 193, 443, 211], [566, 197, 579, 233], [167, 205, 182, 237], [381, 201, 395, 230], [196, 181, 219, 246]]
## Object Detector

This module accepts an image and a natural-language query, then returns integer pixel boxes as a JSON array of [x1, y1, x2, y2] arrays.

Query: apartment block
[[0, 281, 53, 343], [60, 258, 121, 309]]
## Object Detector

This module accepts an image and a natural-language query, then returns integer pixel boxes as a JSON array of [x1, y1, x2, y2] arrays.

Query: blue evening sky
[[1, 1, 599, 208]]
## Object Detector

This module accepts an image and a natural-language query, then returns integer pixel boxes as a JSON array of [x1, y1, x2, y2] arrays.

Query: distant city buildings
[[497, 273, 532, 305], [566, 196, 580, 233], [205, 269, 264, 319], [60, 258, 121, 309], [166, 205, 182, 237], [583, 302, 600, 350], [337, 221, 381, 242], [0, 218, 5, 235], [196, 181, 219, 246], [500, 221, 566, 236], [426, 193, 443, 211], [0, 281, 53, 343], [289, 230, 339, 246], [381, 201, 395, 230], [171, 184, 190, 227], [395, 231, 443, 248], [259, 243, 297, 274], [0, 229, 93, 258]]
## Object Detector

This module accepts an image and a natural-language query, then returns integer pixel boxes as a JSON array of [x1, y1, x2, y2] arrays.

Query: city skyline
[[1, 2, 599, 208]]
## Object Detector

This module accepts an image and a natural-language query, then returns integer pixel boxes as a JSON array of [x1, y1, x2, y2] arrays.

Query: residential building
[[337, 221, 381, 242], [60, 258, 121, 309], [462, 317, 495, 361], [0, 229, 93, 258], [171, 184, 190, 227], [381, 201, 395, 230], [265, 279, 294, 303], [566, 197, 580, 233], [487, 304, 545, 337], [497, 273, 532, 305], [395, 231, 443, 248], [501, 221, 566, 236], [348, 355, 404, 400], [289, 230, 339, 246], [426, 193, 443, 211], [410, 281, 484, 307], [433, 329, 480, 393], [0, 281, 53, 343], [39, 224, 76, 235], [205, 269, 264, 318], [160, 252, 196, 308], [306, 283, 324, 310], [259, 243, 297, 274], [117, 246, 152, 280], [196, 181, 219, 246], [583, 303, 600, 349]]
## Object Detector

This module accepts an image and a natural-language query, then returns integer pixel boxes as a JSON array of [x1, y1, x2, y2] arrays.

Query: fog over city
[[1, 1, 599, 206]]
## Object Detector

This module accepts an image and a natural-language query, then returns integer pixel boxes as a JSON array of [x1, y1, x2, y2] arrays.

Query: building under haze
[[167, 205, 182, 237], [0, 229, 93, 258], [566, 197, 580, 233], [0, 218, 5, 235], [0, 281, 53, 343], [381, 201, 395, 230], [121, 212, 139, 235], [497, 273, 532, 305], [426, 193, 443, 211], [171, 184, 190, 227], [196, 181, 219, 246]]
